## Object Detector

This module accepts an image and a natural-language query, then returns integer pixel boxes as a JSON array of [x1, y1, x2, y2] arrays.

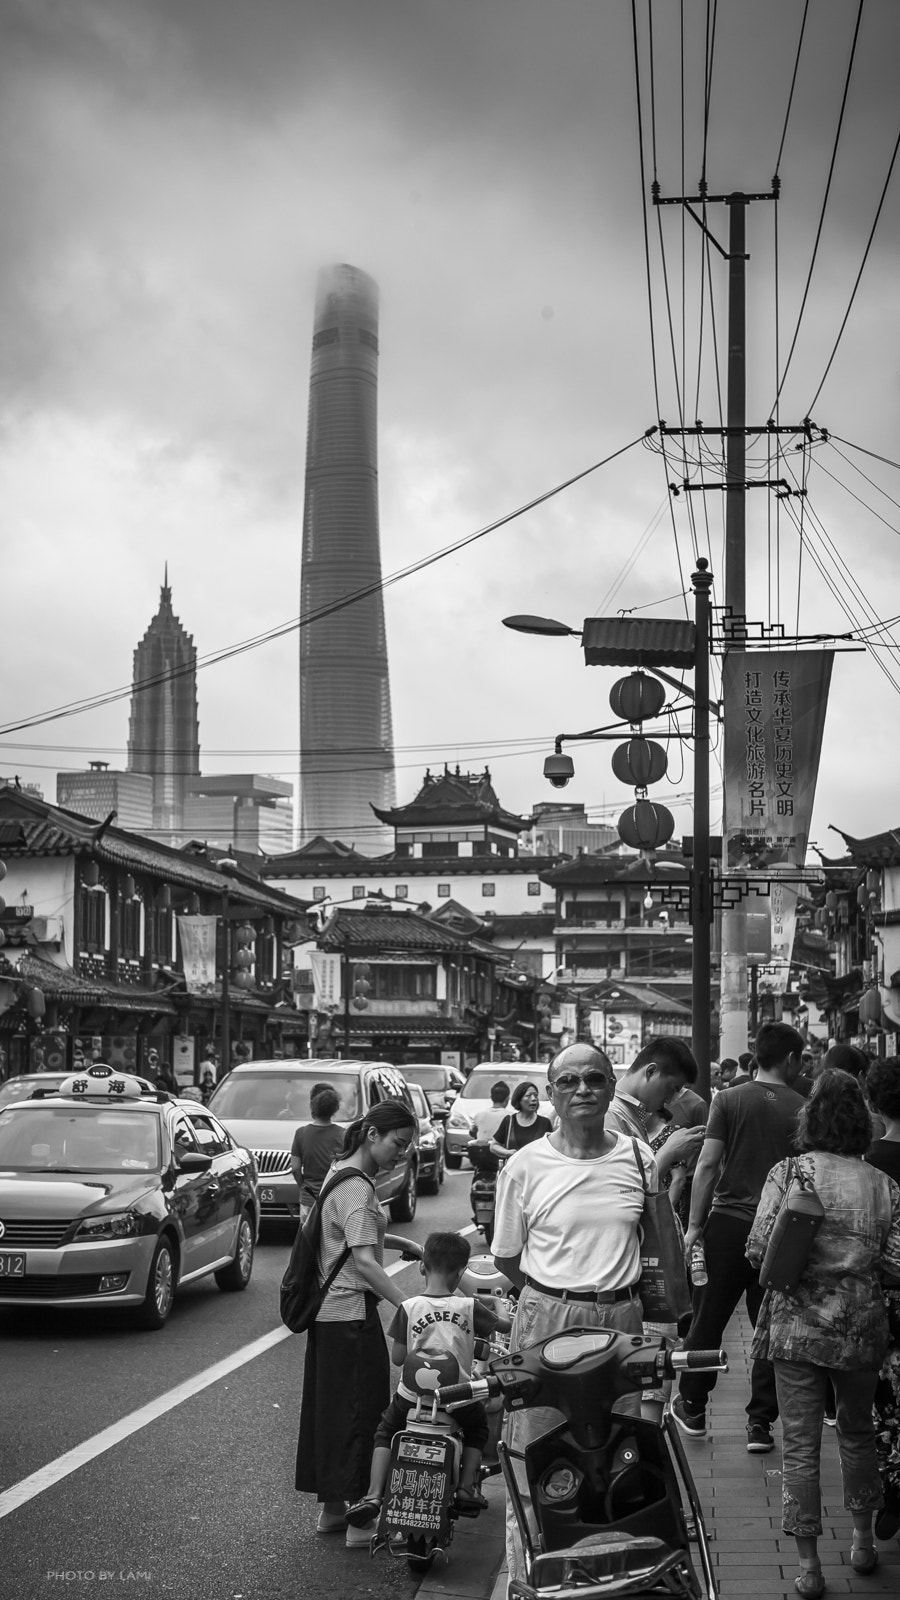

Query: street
[[0, 1169, 480, 1600]]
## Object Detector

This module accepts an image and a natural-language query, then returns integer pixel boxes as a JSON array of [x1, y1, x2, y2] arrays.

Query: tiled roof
[[832, 827, 900, 868], [319, 907, 503, 958], [581, 617, 697, 668], [263, 852, 559, 881], [541, 850, 688, 886], [370, 768, 531, 832], [12, 952, 178, 1014]]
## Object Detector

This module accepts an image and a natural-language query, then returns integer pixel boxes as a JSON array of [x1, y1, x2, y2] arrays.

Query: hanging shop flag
[[309, 950, 342, 1009], [177, 914, 218, 994], [722, 650, 834, 870]]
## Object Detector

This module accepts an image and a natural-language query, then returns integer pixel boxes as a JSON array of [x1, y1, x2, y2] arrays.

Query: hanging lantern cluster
[[232, 922, 256, 990], [352, 961, 372, 1011], [610, 672, 674, 853]]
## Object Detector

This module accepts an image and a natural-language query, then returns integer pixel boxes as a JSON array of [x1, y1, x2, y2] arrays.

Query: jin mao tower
[[126, 571, 200, 840], [299, 263, 396, 854]]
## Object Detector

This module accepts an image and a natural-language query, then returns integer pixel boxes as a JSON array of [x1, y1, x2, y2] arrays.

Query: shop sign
[[177, 915, 218, 995]]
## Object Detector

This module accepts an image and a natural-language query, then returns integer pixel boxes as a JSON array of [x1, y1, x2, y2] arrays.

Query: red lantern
[[236, 924, 255, 948], [609, 672, 666, 724], [26, 986, 46, 1020], [616, 801, 675, 851], [235, 948, 253, 970], [611, 737, 668, 788]]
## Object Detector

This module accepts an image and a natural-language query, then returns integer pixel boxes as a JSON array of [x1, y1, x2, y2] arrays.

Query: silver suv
[[207, 1060, 419, 1224]]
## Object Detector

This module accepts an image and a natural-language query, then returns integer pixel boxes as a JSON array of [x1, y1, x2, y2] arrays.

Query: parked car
[[0, 1066, 259, 1329], [406, 1081, 445, 1195], [444, 1064, 554, 1167], [207, 1059, 420, 1224], [395, 1063, 465, 1121]]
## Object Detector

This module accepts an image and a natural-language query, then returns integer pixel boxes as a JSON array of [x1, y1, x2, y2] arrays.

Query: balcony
[[554, 918, 692, 936]]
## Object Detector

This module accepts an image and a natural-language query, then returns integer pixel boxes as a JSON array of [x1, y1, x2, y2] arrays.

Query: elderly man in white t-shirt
[[493, 1041, 656, 1589]]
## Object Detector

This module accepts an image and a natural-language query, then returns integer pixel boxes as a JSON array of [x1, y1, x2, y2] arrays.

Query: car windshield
[[402, 1067, 451, 1091], [209, 1072, 363, 1123], [458, 1070, 548, 1101], [0, 1106, 161, 1172]]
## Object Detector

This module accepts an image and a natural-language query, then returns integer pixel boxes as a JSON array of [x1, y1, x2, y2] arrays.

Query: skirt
[[295, 1293, 390, 1503]]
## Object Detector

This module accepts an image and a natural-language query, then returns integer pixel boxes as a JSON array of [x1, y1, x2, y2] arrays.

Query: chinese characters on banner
[[723, 652, 833, 993], [309, 950, 342, 1009], [176, 915, 218, 995], [384, 1464, 448, 1532]]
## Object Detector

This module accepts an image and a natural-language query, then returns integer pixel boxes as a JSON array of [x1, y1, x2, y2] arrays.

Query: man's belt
[[524, 1276, 638, 1304]]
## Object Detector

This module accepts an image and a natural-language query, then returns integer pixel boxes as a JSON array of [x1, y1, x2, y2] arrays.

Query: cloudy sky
[[1, 0, 898, 858]]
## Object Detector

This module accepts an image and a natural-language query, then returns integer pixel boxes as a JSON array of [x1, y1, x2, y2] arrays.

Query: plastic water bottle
[[689, 1242, 708, 1286]]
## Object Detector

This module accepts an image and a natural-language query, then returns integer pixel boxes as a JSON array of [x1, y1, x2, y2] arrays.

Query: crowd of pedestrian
[[289, 1032, 900, 1599]]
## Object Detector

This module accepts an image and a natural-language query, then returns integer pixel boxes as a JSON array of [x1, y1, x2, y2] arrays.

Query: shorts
[[373, 1390, 489, 1452]]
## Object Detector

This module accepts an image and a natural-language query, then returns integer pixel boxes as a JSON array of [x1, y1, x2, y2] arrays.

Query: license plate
[[397, 1437, 447, 1463], [260, 1187, 276, 1204], [0, 1251, 25, 1277]]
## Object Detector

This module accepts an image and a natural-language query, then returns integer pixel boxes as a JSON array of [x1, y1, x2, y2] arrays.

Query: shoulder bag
[[279, 1167, 375, 1333], [759, 1157, 825, 1293], [631, 1139, 692, 1327]]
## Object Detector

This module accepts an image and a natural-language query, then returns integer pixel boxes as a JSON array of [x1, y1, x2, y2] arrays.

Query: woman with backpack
[[295, 1097, 417, 1549]]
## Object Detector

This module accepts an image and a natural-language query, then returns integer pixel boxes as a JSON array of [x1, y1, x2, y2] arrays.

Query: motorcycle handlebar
[[669, 1348, 728, 1372], [437, 1376, 500, 1407]]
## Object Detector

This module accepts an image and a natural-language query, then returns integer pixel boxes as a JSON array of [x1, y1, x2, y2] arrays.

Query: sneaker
[[746, 1423, 775, 1453], [823, 1412, 837, 1428], [345, 1521, 376, 1549], [671, 1394, 707, 1439]]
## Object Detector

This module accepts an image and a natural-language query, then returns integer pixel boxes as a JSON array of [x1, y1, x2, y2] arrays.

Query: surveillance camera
[[543, 752, 575, 788]]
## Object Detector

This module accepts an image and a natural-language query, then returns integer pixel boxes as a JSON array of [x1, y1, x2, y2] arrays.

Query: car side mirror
[[176, 1149, 213, 1173]]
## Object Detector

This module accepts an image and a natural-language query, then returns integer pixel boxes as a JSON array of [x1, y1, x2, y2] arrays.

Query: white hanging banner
[[177, 915, 218, 995], [310, 950, 342, 1009]]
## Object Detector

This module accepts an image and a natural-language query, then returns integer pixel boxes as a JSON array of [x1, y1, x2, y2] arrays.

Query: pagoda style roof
[[540, 849, 689, 887], [370, 766, 531, 832], [318, 904, 506, 960], [0, 785, 304, 917], [829, 826, 900, 868], [262, 847, 559, 880]]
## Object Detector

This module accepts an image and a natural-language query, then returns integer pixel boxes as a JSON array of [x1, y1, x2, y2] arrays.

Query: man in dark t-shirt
[[672, 1023, 806, 1454]]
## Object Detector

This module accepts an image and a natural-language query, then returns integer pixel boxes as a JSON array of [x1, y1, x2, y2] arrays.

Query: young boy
[[345, 1231, 511, 1524]]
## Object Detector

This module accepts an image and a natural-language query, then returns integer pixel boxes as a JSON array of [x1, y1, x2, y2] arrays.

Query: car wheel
[[445, 1150, 463, 1170], [215, 1208, 255, 1291], [419, 1162, 440, 1198], [135, 1236, 176, 1330], [389, 1162, 417, 1222]]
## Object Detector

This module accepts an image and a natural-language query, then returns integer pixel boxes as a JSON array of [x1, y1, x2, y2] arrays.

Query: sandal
[[455, 1485, 488, 1512], [794, 1565, 824, 1598], [345, 1496, 382, 1528], [850, 1541, 878, 1575]]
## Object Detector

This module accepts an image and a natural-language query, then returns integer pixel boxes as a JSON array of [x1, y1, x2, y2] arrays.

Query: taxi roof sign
[[58, 1064, 144, 1101]]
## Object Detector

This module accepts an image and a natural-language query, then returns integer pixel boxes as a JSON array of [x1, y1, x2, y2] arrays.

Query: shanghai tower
[[299, 263, 396, 854]]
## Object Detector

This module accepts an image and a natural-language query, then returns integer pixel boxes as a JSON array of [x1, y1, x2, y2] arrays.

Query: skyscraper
[[126, 571, 200, 841], [299, 263, 396, 855]]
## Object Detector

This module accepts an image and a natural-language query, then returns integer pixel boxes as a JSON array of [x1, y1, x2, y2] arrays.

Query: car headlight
[[74, 1210, 142, 1241], [448, 1110, 472, 1131]]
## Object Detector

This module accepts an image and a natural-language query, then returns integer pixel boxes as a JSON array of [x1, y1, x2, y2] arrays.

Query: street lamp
[[503, 559, 715, 1097]]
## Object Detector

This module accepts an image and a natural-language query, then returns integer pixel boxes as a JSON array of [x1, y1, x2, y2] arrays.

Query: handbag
[[759, 1157, 825, 1293], [631, 1139, 693, 1327], [279, 1168, 373, 1333]]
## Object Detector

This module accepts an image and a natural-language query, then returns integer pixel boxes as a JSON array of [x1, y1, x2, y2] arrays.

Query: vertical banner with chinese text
[[309, 951, 343, 1009], [723, 651, 833, 993], [176, 915, 218, 995]]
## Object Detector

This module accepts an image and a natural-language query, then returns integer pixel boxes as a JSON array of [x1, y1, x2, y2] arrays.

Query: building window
[[527, 882, 540, 896], [437, 884, 451, 897], [482, 883, 496, 898], [395, 885, 408, 900], [352, 885, 366, 899], [120, 898, 142, 959], [78, 891, 107, 953], [371, 964, 437, 1001], [313, 886, 326, 901]]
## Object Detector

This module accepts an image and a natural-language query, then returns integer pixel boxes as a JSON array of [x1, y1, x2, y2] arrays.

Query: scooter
[[374, 1236, 513, 1571], [467, 1138, 501, 1247], [438, 1327, 727, 1600]]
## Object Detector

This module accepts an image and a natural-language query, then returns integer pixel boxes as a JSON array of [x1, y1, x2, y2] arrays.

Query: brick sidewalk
[[416, 1306, 899, 1600]]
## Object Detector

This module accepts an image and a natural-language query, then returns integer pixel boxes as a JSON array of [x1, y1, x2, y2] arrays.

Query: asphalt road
[[0, 1165, 482, 1600]]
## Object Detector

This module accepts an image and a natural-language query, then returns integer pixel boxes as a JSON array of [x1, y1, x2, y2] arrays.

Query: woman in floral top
[[746, 1069, 900, 1598]]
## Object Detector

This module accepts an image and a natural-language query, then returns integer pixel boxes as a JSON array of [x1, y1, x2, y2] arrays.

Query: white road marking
[[0, 1223, 482, 1520]]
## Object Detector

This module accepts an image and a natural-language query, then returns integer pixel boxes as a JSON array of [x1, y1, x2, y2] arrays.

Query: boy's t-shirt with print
[[388, 1292, 501, 1402]]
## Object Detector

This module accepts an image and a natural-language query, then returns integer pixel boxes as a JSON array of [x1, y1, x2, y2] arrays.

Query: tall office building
[[299, 263, 396, 856], [126, 572, 200, 841]]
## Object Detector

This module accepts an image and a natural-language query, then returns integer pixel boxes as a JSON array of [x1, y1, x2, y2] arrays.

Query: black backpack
[[279, 1168, 374, 1333]]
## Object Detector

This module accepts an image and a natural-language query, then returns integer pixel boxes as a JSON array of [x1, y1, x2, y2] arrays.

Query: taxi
[[0, 1065, 260, 1329]]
